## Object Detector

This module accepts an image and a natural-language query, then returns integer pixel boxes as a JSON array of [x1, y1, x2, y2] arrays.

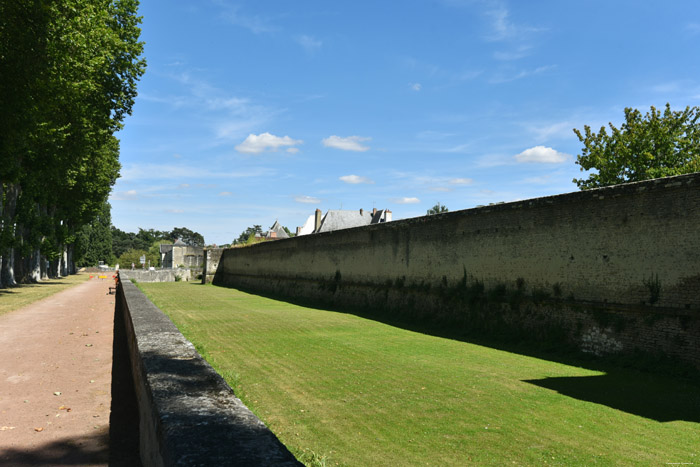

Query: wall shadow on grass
[[524, 374, 700, 423], [214, 282, 700, 424]]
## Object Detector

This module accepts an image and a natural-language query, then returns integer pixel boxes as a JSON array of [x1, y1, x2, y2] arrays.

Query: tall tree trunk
[[1, 248, 16, 287], [29, 248, 41, 282], [59, 244, 68, 277], [40, 250, 48, 280], [66, 243, 74, 275], [0, 183, 20, 287]]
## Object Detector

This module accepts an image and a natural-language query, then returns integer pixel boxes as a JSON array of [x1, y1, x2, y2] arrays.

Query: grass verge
[[139, 281, 700, 466], [0, 273, 89, 317]]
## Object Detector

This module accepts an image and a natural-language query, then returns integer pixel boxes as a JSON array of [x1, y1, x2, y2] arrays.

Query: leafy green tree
[[573, 104, 700, 189], [169, 227, 205, 247], [427, 203, 449, 215], [111, 226, 137, 259], [234, 225, 263, 244], [75, 202, 115, 267], [0, 0, 145, 284], [118, 248, 158, 270]]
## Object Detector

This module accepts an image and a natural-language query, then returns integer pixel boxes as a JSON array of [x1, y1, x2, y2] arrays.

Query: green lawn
[[0, 273, 89, 317], [138, 281, 700, 466]]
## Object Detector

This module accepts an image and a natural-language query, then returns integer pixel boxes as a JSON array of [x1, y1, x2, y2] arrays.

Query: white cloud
[[286, 147, 300, 154], [294, 195, 321, 204], [235, 132, 303, 154], [166, 209, 185, 214], [322, 135, 371, 152], [177, 183, 190, 189], [515, 146, 569, 163], [339, 174, 374, 184], [218, 191, 232, 197], [296, 35, 322, 53], [449, 178, 473, 185], [393, 197, 421, 204], [410, 83, 422, 91]]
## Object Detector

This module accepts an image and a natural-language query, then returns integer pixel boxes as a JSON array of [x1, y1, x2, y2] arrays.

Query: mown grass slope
[[139, 281, 700, 466]]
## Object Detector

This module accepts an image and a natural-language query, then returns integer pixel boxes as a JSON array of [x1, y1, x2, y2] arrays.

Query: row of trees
[[0, 1, 146, 286], [71, 200, 206, 268]]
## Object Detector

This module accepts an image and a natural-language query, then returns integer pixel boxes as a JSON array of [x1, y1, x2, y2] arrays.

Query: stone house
[[160, 239, 204, 268]]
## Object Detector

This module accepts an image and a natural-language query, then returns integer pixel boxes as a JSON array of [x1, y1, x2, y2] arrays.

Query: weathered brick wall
[[214, 174, 700, 367]]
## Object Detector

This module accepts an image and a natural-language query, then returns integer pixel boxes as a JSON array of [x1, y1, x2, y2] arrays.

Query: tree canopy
[[573, 104, 700, 190]]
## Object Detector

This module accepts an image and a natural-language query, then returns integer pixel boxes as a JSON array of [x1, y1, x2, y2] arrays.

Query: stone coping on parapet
[[117, 278, 300, 466], [239, 172, 700, 243]]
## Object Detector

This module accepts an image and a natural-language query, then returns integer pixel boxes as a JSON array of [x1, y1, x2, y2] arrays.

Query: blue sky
[[111, 0, 700, 245]]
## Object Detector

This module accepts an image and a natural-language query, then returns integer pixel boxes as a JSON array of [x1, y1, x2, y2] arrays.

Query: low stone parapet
[[115, 277, 299, 466], [119, 267, 200, 283]]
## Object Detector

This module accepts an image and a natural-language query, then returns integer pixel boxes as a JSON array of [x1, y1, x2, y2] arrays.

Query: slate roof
[[266, 220, 289, 239], [317, 210, 372, 233]]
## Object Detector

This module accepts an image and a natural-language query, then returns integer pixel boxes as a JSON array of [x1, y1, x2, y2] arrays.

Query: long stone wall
[[114, 277, 300, 466], [213, 174, 700, 368]]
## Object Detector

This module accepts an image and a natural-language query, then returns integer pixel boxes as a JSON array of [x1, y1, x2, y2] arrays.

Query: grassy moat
[[139, 281, 700, 466]]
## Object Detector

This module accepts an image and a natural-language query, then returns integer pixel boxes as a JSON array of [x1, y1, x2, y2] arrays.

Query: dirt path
[[0, 277, 116, 466]]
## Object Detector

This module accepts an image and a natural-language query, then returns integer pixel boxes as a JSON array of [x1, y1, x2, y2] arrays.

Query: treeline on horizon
[[0, 0, 146, 287], [80, 207, 206, 269]]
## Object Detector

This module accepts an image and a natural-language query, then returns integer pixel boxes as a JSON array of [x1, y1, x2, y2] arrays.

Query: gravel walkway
[[0, 277, 116, 466]]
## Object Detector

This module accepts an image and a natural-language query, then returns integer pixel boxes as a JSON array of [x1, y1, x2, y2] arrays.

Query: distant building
[[256, 220, 290, 240], [296, 208, 392, 235], [160, 239, 204, 268]]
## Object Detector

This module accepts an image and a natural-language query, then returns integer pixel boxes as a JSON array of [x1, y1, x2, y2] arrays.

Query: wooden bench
[[108, 276, 118, 294]]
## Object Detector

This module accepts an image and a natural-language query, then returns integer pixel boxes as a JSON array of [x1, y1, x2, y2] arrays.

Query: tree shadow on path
[[0, 428, 109, 466]]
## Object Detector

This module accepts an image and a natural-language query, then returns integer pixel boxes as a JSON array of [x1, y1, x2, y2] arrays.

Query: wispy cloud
[[216, 2, 275, 34], [296, 34, 322, 54], [490, 65, 556, 84], [483, 3, 545, 42], [322, 135, 371, 152], [450, 178, 473, 185], [339, 175, 374, 184], [528, 121, 575, 141], [685, 22, 700, 36], [294, 195, 321, 204], [494, 45, 533, 61], [218, 191, 233, 197], [236, 132, 303, 154], [110, 189, 139, 201], [514, 145, 569, 163], [393, 197, 421, 204], [410, 83, 422, 91], [120, 164, 275, 181]]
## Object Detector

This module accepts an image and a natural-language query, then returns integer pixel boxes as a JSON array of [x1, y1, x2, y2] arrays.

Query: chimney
[[296, 226, 301, 235], [315, 208, 322, 232], [372, 207, 377, 215], [385, 210, 392, 222], [360, 208, 364, 216]]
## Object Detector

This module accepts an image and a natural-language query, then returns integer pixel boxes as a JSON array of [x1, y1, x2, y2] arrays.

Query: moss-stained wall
[[213, 174, 700, 367]]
